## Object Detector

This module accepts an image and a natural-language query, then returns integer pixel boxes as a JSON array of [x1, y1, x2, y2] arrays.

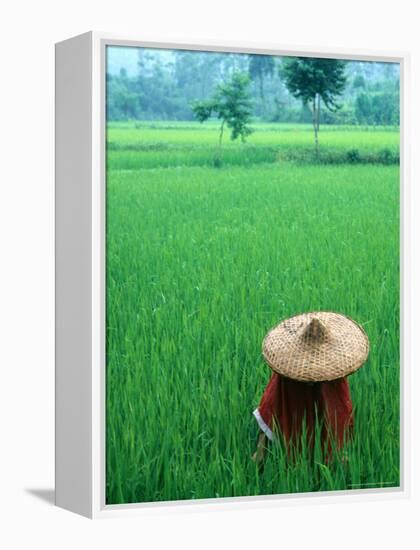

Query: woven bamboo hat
[[262, 311, 369, 382]]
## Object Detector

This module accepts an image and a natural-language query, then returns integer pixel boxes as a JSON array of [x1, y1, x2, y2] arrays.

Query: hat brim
[[262, 311, 369, 382]]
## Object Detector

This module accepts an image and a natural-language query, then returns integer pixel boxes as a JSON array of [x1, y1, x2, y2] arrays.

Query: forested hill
[[106, 47, 400, 125]]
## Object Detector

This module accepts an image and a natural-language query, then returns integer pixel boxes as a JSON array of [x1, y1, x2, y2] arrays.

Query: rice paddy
[[106, 121, 400, 505]]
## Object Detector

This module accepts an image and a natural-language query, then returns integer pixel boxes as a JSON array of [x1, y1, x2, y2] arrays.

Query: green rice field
[[106, 122, 400, 504]]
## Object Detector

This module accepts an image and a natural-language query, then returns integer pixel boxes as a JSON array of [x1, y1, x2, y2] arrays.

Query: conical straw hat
[[262, 311, 369, 382]]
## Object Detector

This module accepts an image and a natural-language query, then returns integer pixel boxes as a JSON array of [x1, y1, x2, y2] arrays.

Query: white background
[[1, 0, 419, 548]]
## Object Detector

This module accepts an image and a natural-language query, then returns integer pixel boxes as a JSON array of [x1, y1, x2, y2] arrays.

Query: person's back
[[252, 311, 369, 464], [253, 372, 353, 463]]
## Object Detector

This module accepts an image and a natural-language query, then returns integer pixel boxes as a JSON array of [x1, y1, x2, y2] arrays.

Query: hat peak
[[302, 317, 327, 342]]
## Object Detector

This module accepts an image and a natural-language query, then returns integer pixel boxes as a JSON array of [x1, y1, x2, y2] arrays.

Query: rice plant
[[106, 122, 400, 504]]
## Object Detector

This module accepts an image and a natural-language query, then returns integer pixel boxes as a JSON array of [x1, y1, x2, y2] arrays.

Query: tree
[[355, 92, 372, 124], [192, 72, 253, 164], [355, 91, 399, 126], [174, 51, 224, 102], [352, 74, 366, 90], [281, 57, 347, 154], [248, 55, 275, 102]]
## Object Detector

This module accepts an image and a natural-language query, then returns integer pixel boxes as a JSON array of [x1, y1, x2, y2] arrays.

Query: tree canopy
[[192, 72, 253, 144], [248, 55, 275, 100], [281, 58, 346, 109], [191, 72, 253, 166], [281, 57, 347, 153], [106, 48, 399, 127]]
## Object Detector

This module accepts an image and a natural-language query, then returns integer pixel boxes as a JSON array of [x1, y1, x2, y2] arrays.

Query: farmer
[[252, 312, 369, 463]]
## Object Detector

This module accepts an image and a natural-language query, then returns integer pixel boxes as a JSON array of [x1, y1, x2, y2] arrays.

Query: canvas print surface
[[105, 45, 400, 505]]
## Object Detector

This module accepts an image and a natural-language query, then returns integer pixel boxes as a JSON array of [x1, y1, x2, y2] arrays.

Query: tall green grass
[[107, 122, 399, 170], [106, 123, 399, 504]]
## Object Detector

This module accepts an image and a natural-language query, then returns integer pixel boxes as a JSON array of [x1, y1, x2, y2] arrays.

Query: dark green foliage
[[192, 73, 253, 155], [192, 73, 253, 143], [355, 92, 372, 123], [281, 146, 399, 166], [352, 74, 366, 90], [355, 92, 400, 126], [377, 148, 398, 165], [248, 55, 275, 100], [106, 70, 140, 120], [281, 57, 347, 110], [191, 99, 218, 124], [347, 148, 361, 163], [281, 57, 347, 154], [106, 47, 400, 125]]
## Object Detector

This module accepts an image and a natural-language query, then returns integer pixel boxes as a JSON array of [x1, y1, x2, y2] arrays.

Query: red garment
[[254, 373, 353, 453]]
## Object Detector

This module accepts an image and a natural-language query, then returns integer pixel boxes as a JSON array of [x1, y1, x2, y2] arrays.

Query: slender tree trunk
[[215, 119, 225, 166], [259, 76, 264, 101], [316, 92, 321, 145], [312, 96, 319, 158], [259, 76, 265, 116], [218, 119, 225, 148]]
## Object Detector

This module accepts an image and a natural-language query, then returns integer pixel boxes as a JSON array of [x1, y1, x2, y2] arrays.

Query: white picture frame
[[55, 31, 410, 519]]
